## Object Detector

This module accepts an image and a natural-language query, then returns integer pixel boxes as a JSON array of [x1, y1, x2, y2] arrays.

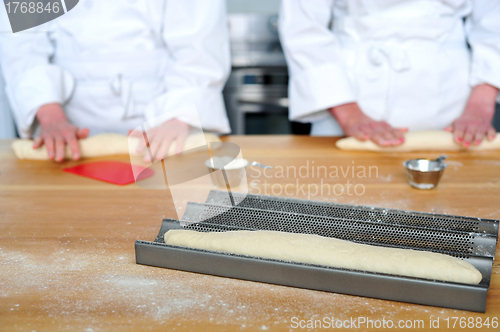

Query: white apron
[[54, 49, 169, 135], [311, 15, 470, 135]]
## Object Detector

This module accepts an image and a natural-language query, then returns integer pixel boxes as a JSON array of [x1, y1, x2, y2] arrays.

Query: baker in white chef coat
[[279, 0, 500, 147], [0, 0, 231, 161]]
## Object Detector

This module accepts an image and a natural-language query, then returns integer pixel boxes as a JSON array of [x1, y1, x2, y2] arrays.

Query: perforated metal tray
[[135, 190, 499, 312]]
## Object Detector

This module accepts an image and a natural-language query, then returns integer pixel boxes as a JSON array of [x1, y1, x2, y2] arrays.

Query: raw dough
[[12, 132, 221, 160], [164, 229, 482, 285], [336, 130, 500, 152]]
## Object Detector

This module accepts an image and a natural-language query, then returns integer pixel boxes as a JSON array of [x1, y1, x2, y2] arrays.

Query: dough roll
[[336, 130, 500, 152], [12, 132, 221, 160], [164, 229, 482, 285]]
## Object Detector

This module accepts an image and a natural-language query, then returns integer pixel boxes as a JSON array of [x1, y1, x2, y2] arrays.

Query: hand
[[445, 84, 498, 148], [329, 102, 407, 146], [33, 103, 89, 162], [130, 118, 190, 163]]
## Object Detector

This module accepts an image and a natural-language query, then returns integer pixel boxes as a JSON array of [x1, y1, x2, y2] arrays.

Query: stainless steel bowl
[[205, 158, 248, 188], [207, 167, 246, 188], [205, 158, 272, 188], [403, 159, 447, 190]]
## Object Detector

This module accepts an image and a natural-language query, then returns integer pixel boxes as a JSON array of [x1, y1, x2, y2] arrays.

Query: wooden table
[[1, 136, 499, 331]]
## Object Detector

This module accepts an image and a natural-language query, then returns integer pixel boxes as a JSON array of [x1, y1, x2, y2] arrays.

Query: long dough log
[[165, 229, 482, 285], [12, 132, 221, 160], [336, 130, 500, 152]]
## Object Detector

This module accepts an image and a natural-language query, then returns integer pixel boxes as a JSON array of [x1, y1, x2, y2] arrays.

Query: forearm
[[0, 30, 75, 138], [155, 0, 230, 132], [280, 1, 356, 123], [36, 103, 67, 126], [328, 102, 406, 146], [328, 103, 364, 127], [464, 84, 499, 117], [447, 84, 498, 146]]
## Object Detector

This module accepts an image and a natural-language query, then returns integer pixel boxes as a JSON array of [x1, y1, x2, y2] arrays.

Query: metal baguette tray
[[135, 190, 499, 312]]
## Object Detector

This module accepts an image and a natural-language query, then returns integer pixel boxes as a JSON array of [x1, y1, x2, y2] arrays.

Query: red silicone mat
[[63, 161, 154, 185]]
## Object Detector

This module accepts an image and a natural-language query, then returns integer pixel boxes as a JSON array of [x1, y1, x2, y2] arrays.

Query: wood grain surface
[[0, 136, 499, 332]]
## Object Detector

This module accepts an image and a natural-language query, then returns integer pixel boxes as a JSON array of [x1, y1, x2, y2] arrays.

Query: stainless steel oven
[[224, 14, 310, 135]]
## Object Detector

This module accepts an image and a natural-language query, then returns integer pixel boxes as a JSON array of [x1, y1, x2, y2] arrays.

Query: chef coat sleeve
[[145, 0, 231, 133], [466, 0, 500, 92], [279, 0, 356, 123], [0, 17, 75, 138]]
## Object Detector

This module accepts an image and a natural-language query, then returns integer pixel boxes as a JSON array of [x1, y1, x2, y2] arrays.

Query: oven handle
[[237, 96, 289, 108]]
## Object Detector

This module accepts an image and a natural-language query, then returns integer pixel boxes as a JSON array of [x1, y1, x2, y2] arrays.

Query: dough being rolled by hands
[[12, 132, 221, 160], [336, 130, 500, 152], [165, 229, 482, 285]]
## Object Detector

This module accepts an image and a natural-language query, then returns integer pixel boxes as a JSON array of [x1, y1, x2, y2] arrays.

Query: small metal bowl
[[205, 158, 249, 188], [403, 159, 447, 190]]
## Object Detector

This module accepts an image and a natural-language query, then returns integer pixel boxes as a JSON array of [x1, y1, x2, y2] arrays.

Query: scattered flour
[[446, 161, 463, 167], [379, 174, 393, 182], [474, 160, 500, 166], [0, 235, 472, 331]]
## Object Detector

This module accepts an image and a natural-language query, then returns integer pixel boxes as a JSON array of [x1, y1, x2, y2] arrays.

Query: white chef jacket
[[279, 0, 500, 136], [0, 0, 231, 138]]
